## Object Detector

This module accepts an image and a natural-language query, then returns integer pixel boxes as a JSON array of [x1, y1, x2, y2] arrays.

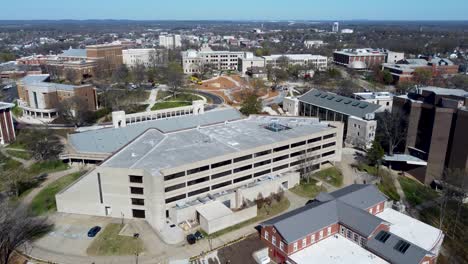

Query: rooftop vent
[[321, 94, 328, 98], [394, 240, 411, 254], [344, 100, 352, 104], [359, 104, 368, 109], [265, 122, 291, 132], [375, 231, 391, 243], [336, 98, 343, 102], [327, 96, 334, 100], [352, 102, 360, 106], [315, 92, 321, 97]]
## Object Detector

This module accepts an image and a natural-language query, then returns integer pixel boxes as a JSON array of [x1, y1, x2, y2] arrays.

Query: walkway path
[[145, 88, 159, 111], [0, 146, 34, 167]]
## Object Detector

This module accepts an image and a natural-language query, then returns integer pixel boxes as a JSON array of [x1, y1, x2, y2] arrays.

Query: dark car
[[87, 226, 101, 237], [194, 231, 204, 240], [186, 234, 196, 245]]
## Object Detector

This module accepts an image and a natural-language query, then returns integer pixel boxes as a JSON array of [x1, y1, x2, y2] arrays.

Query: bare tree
[[64, 68, 79, 84], [57, 96, 92, 127], [21, 128, 64, 161], [94, 58, 113, 80], [131, 62, 146, 86], [166, 61, 184, 97], [0, 201, 53, 264], [376, 110, 408, 156], [297, 150, 320, 183]]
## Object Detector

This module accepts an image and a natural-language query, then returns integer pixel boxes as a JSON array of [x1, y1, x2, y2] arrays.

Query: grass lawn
[[206, 197, 290, 238], [314, 167, 343, 187], [151, 101, 192, 110], [87, 223, 145, 256], [30, 171, 84, 215], [419, 201, 468, 263], [376, 170, 400, 201], [28, 160, 69, 176], [5, 141, 27, 150], [398, 176, 439, 206], [290, 178, 326, 198], [354, 162, 379, 176], [5, 149, 32, 160]]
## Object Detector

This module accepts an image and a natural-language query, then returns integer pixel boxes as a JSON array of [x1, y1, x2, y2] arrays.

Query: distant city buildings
[[0, 102, 15, 145], [260, 184, 444, 264], [332, 22, 339, 33], [263, 54, 328, 71], [304, 40, 326, 49], [159, 34, 181, 49], [122, 48, 167, 68], [16, 74, 98, 121], [333, 48, 404, 70]]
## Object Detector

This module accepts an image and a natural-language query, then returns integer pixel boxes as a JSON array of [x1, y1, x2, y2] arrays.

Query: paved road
[[194, 90, 224, 105], [145, 88, 159, 111]]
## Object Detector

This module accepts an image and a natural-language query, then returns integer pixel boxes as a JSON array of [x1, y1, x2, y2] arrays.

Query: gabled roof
[[299, 90, 381, 119], [367, 231, 432, 264], [261, 184, 388, 243]]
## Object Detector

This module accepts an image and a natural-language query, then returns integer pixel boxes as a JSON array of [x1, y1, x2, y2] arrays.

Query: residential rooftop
[[101, 115, 334, 176], [69, 108, 243, 154], [299, 89, 382, 118]]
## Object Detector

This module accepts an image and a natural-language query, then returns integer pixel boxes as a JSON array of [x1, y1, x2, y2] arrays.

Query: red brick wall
[[285, 223, 339, 255], [0, 108, 15, 144], [366, 201, 385, 215]]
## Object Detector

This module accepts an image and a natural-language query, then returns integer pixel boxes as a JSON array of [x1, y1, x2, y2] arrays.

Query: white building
[[332, 22, 339, 33], [181, 45, 252, 74], [56, 111, 343, 238], [341, 28, 354, 34], [263, 54, 328, 71], [122, 48, 166, 67], [353, 92, 394, 112], [385, 51, 405, 64], [238, 53, 267, 75], [159, 34, 181, 49], [304, 40, 326, 48]]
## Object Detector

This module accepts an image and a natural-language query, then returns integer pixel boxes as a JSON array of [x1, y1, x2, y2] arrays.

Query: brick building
[[392, 87, 468, 188], [86, 43, 123, 70], [333, 49, 403, 70], [17, 74, 98, 120], [0, 102, 15, 145], [382, 58, 459, 84], [259, 184, 444, 264]]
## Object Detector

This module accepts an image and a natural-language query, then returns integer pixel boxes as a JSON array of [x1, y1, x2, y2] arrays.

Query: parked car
[[186, 234, 196, 245], [194, 231, 204, 240], [87, 226, 102, 237]]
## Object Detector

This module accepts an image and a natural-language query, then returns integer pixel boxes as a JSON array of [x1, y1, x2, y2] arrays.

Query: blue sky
[[2, 0, 468, 20]]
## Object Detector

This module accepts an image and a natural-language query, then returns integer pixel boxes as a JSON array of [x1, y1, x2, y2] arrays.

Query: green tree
[[382, 70, 394, 85], [239, 92, 262, 116], [21, 129, 64, 161], [367, 140, 385, 166], [166, 62, 184, 97], [413, 68, 432, 86]]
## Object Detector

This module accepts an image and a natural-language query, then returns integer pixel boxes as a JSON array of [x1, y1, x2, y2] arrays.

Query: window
[[233, 164, 252, 173], [165, 182, 186, 192], [273, 164, 289, 172], [234, 175, 252, 183], [293, 242, 298, 251], [254, 159, 271, 167], [188, 176, 210, 186], [165, 194, 186, 203], [323, 142, 336, 148], [347, 230, 352, 238], [291, 141, 306, 148], [308, 145, 321, 152], [302, 238, 307, 248], [354, 233, 359, 242], [280, 241, 284, 251], [308, 137, 321, 143], [188, 187, 210, 197], [323, 133, 336, 140], [212, 160, 232, 169], [376, 204, 380, 212], [273, 145, 289, 152], [130, 187, 144, 195], [129, 175, 143, 183], [311, 233, 315, 243], [290, 160, 301, 167], [212, 170, 231, 179], [327, 226, 332, 236], [234, 154, 252, 163], [340, 226, 345, 235], [132, 209, 145, 218], [164, 171, 185, 181], [264, 231, 269, 241], [290, 150, 305, 157], [369, 208, 373, 214], [360, 237, 367, 247], [212, 180, 231, 190], [131, 198, 144, 206], [255, 150, 271, 157], [254, 169, 271, 177], [319, 230, 324, 239], [273, 155, 289, 162], [272, 235, 276, 246], [322, 151, 335, 157], [187, 165, 209, 175]]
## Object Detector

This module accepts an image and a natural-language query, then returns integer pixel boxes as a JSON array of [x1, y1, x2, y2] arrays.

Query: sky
[[2, 0, 468, 21]]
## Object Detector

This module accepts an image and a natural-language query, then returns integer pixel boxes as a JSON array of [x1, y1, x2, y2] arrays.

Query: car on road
[[87, 226, 101, 237], [186, 234, 196, 245]]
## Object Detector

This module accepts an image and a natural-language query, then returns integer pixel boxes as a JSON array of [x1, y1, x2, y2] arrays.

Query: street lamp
[[133, 233, 140, 264]]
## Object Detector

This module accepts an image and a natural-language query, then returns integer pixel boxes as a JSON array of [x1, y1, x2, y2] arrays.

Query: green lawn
[[354, 162, 379, 176], [5, 149, 32, 160], [290, 179, 326, 198], [314, 167, 343, 187], [206, 197, 290, 238], [28, 160, 69, 176], [87, 223, 145, 256], [151, 101, 192, 110], [398, 176, 439, 206], [376, 170, 400, 201], [30, 171, 84, 215]]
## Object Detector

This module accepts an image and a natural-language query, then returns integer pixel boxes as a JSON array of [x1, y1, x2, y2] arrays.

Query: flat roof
[[60, 48, 86, 58], [376, 208, 443, 253], [419, 86, 468, 97], [263, 54, 326, 60], [19, 74, 80, 92], [196, 201, 232, 221], [69, 108, 243, 154], [101, 115, 333, 176], [0, 102, 14, 110], [334, 48, 387, 56], [289, 235, 388, 264], [383, 154, 427, 166]]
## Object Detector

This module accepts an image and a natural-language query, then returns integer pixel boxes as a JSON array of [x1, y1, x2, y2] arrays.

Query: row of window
[[264, 225, 334, 253]]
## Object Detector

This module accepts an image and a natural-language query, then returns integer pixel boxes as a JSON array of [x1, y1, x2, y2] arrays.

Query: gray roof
[[326, 184, 387, 210], [299, 90, 381, 118], [429, 58, 454, 66], [20, 74, 50, 85], [69, 108, 243, 154], [405, 59, 428, 65], [0, 102, 14, 110], [19, 74, 78, 91], [261, 184, 388, 243], [419, 86, 468, 97], [367, 231, 431, 264], [60, 48, 87, 58], [101, 115, 333, 176]]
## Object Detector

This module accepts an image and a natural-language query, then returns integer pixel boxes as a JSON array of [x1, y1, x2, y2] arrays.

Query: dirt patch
[[202, 77, 238, 90], [218, 234, 265, 264]]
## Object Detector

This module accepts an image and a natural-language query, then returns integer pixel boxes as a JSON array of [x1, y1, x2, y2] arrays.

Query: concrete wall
[[237, 172, 300, 203], [283, 97, 299, 116], [346, 117, 376, 149], [200, 205, 257, 234]]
